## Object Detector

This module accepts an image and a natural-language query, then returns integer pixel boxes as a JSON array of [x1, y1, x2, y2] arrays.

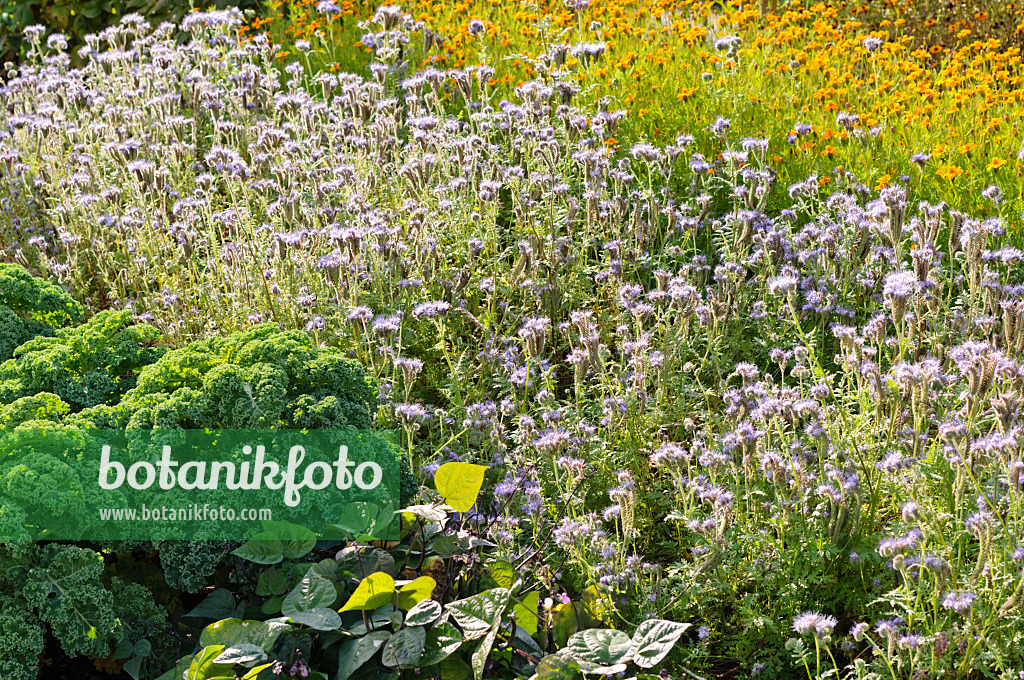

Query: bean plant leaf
[[513, 592, 540, 636], [200, 619, 290, 650], [471, 628, 499, 680], [531, 652, 583, 680], [576, 662, 629, 676], [339, 572, 396, 612], [434, 462, 487, 513], [381, 626, 427, 668], [440, 654, 471, 680], [289, 608, 343, 631], [282, 573, 338, 616], [405, 599, 443, 627], [185, 645, 232, 680], [628, 620, 691, 668], [420, 621, 463, 666], [336, 631, 390, 680], [184, 589, 236, 619], [255, 569, 288, 597], [566, 629, 633, 665], [396, 576, 436, 610], [212, 644, 267, 665], [445, 588, 510, 640], [401, 505, 448, 522], [261, 521, 317, 559], [231, 539, 283, 565]]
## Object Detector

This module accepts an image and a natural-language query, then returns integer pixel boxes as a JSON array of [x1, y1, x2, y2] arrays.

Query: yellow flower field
[[260, 0, 1024, 221]]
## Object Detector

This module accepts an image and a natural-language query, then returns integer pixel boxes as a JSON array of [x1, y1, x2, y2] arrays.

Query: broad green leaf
[[200, 619, 290, 650], [488, 560, 515, 589], [405, 599, 443, 627], [434, 462, 487, 513], [440, 654, 472, 680], [421, 621, 463, 666], [551, 600, 603, 648], [445, 588, 509, 640], [255, 568, 288, 597], [307, 558, 340, 581], [397, 576, 436, 610], [261, 521, 317, 559], [243, 665, 275, 679], [576, 662, 628, 676], [331, 502, 388, 538], [283, 573, 338, 616], [401, 505, 448, 522], [581, 587, 614, 626], [232, 539, 284, 565], [628, 620, 691, 668], [339, 572, 396, 612], [184, 589, 236, 619], [336, 631, 391, 680], [185, 645, 233, 680], [289, 608, 343, 631], [514, 592, 540, 636], [153, 657, 191, 680], [566, 629, 632, 666], [431, 533, 462, 558], [471, 627, 499, 680], [337, 546, 396, 577], [531, 652, 582, 680], [381, 626, 426, 668], [114, 638, 134, 660], [261, 596, 284, 616], [123, 656, 143, 680], [213, 644, 267, 665]]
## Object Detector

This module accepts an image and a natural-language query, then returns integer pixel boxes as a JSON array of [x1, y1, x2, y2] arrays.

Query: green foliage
[[116, 324, 376, 430], [0, 594, 45, 680], [0, 262, 81, 362], [169, 464, 673, 680], [0, 271, 405, 680], [158, 540, 234, 594], [0, 309, 164, 410]]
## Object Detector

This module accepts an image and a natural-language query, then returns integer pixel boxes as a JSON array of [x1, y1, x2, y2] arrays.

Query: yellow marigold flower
[[986, 158, 1006, 171]]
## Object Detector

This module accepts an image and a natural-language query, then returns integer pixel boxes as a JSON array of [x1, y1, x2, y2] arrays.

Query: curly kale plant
[[105, 323, 377, 430], [0, 312, 413, 679], [0, 262, 82, 362], [0, 309, 164, 414]]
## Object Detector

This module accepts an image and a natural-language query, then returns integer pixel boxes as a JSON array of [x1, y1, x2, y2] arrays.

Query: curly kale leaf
[[0, 392, 71, 428], [0, 305, 56, 364], [0, 263, 82, 363], [0, 263, 83, 326], [121, 323, 377, 429], [2, 452, 86, 528], [21, 544, 121, 659], [0, 309, 164, 411], [0, 595, 45, 680], [158, 540, 234, 593]]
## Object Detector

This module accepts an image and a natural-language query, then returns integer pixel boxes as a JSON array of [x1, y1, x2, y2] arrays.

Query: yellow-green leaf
[[397, 576, 437, 611], [489, 560, 514, 589], [339, 572, 396, 612], [434, 462, 487, 513], [513, 591, 540, 636]]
